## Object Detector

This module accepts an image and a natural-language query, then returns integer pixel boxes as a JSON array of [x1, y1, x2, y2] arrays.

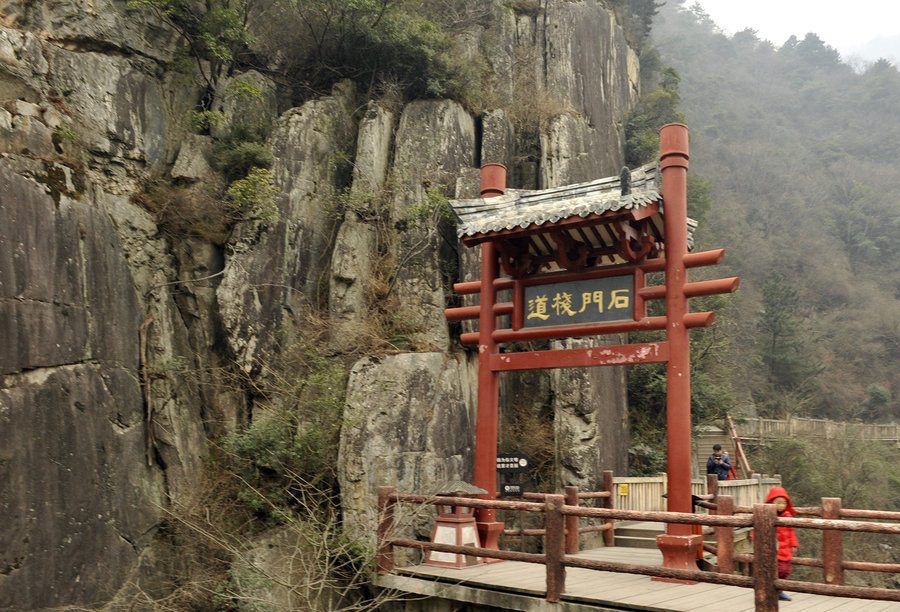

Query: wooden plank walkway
[[377, 547, 900, 611]]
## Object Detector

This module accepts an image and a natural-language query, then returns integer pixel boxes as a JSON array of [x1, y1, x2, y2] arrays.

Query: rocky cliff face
[[0, 0, 638, 608]]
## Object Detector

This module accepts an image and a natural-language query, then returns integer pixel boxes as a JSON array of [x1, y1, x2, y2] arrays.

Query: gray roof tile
[[451, 162, 661, 238]]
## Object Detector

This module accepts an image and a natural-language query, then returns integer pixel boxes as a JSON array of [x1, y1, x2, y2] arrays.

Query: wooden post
[[603, 470, 615, 547], [473, 241, 504, 552], [545, 494, 566, 602], [822, 497, 844, 585], [565, 486, 579, 554], [753, 503, 778, 611], [707, 472, 719, 499], [715, 495, 735, 575], [655, 123, 706, 577], [660, 123, 693, 535], [377, 486, 395, 575]]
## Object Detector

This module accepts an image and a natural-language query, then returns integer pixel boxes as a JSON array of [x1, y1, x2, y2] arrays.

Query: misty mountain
[[847, 34, 900, 67], [649, 1, 900, 422]]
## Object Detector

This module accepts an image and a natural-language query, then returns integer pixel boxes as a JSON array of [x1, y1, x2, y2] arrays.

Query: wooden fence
[[377, 481, 900, 610], [737, 417, 900, 443], [612, 474, 781, 512]]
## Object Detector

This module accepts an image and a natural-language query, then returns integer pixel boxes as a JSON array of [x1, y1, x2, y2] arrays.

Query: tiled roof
[[450, 162, 661, 238]]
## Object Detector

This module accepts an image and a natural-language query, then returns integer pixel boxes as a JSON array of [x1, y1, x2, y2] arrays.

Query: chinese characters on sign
[[496, 453, 530, 473], [523, 274, 634, 328]]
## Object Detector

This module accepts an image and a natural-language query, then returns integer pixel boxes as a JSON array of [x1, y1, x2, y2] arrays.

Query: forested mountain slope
[[652, 1, 900, 422]]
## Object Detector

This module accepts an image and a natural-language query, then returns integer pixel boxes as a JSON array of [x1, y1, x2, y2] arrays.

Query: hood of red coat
[[765, 486, 796, 516]]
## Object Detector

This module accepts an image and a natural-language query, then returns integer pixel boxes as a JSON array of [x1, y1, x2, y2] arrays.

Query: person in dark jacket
[[765, 486, 799, 601], [706, 444, 732, 480]]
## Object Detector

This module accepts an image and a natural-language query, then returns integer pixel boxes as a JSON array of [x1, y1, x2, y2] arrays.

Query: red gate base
[[652, 533, 703, 583], [477, 520, 506, 564]]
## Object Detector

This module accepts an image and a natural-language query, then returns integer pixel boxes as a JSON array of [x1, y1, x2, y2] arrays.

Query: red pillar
[[655, 123, 703, 574], [473, 166, 506, 553]]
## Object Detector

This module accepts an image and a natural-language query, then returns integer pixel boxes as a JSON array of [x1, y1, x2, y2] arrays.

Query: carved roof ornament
[[449, 162, 697, 278]]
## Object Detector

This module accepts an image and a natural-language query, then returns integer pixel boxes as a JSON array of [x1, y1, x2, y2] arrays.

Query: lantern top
[[432, 480, 488, 497]]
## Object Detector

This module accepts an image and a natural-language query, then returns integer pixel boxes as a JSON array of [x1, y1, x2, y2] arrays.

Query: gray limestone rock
[[0, 111, 54, 157], [0, 163, 140, 374], [0, 162, 162, 609], [99, 188, 216, 501], [351, 100, 395, 194], [389, 99, 476, 351], [0, 364, 162, 610], [541, 111, 610, 187], [171, 133, 215, 182], [47, 47, 170, 169], [338, 352, 477, 544], [541, 0, 636, 176], [481, 108, 516, 166], [210, 69, 280, 142], [329, 101, 394, 322], [0, 25, 46, 103], [217, 81, 357, 373], [3, 0, 182, 62]]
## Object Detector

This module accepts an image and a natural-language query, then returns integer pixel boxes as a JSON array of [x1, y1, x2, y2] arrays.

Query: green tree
[[624, 66, 686, 166], [862, 383, 893, 421], [686, 172, 712, 225], [754, 271, 822, 414], [134, 0, 488, 108], [794, 33, 842, 69], [131, 0, 256, 90], [608, 0, 665, 50], [226, 167, 280, 223], [627, 293, 737, 475], [255, 0, 489, 105]]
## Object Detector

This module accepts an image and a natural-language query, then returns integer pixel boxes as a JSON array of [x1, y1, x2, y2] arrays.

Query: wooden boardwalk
[[377, 547, 900, 611]]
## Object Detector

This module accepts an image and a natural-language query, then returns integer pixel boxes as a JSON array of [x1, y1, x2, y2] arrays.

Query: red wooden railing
[[503, 471, 616, 551], [377, 475, 900, 610], [704, 476, 900, 593]]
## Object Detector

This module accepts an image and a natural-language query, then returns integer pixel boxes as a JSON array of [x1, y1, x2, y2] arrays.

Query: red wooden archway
[[446, 124, 738, 571]]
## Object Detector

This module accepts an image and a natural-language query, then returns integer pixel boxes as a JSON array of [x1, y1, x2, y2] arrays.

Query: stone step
[[613, 534, 660, 549], [614, 521, 663, 538]]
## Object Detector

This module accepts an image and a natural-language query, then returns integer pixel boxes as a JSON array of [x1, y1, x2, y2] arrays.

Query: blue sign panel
[[523, 274, 634, 327]]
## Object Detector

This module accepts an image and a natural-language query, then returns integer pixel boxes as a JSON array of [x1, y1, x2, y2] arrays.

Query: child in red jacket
[[765, 486, 799, 602]]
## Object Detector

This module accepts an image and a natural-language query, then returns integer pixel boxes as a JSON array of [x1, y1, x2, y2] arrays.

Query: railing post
[[603, 470, 615, 547], [706, 472, 719, 499], [715, 495, 735, 575], [753, 503, 778, 611], [377, 486, 395, 575], [565, 486, 579, 554], [545, 494, 566, 602], [822, 497, 844, 585]]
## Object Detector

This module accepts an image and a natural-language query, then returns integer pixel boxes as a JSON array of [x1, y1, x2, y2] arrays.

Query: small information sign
[[496, 452, 530, 473], [501, 483, 524, 497], [523, 274, 634, 328]]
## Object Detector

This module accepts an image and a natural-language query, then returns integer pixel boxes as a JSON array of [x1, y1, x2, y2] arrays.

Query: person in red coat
[[765, 486, 799, 601]]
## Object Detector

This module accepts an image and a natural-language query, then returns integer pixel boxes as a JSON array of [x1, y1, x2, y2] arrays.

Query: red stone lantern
[[425, 481, 487, 568]]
